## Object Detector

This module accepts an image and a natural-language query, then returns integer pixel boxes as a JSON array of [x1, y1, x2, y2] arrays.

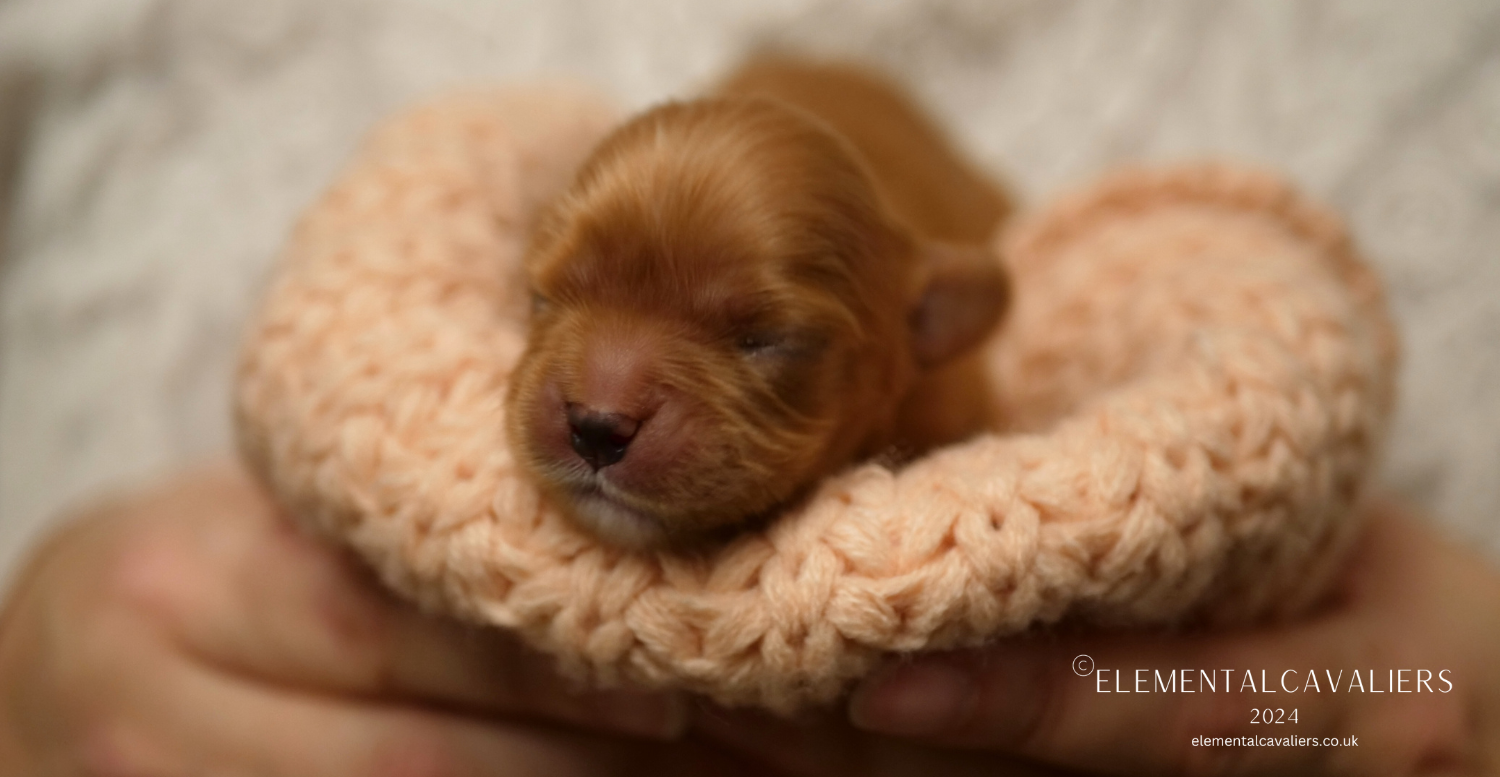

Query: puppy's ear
[[909, 242, 1009, 369]]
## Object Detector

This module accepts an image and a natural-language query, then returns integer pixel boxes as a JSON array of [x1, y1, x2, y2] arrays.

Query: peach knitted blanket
[[236, 86, 1398, 712]]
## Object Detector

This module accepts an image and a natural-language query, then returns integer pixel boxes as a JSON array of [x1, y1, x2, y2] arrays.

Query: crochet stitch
[[236, 86, 1398, 712]]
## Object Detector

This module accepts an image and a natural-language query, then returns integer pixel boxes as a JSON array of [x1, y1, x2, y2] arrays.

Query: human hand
[[845, 501, 1500, 775], [0, 465, 763, 776]]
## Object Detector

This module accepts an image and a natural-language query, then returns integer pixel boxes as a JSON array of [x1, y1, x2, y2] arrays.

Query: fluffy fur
[[504, 60, 1011, 547]]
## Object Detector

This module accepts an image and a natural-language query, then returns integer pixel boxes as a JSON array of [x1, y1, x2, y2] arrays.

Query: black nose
[[566, 404, 641, 470]]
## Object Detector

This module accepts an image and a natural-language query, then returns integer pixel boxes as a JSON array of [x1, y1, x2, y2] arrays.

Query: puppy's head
[[505, 98, 1004, 548]]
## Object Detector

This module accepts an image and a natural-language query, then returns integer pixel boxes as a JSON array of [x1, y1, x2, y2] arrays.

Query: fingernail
[[848, 660, 978, 736], [591, 689, 689, 740]]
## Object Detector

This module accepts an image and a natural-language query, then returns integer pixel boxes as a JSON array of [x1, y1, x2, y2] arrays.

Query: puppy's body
[[719, 61, 1013, 452], [718, 59, 1008, 244], [506, 59, 1010, 548]]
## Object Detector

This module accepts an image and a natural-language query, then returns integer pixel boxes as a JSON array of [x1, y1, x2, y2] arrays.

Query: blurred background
[[1, 0, 1497, 585]]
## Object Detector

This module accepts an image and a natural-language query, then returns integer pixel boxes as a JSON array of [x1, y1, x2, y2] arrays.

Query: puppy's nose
[[566, 404, 641, 470]]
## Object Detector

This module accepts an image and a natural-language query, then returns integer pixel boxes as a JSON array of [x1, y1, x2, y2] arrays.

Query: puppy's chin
[[555, 487, 673, 550]]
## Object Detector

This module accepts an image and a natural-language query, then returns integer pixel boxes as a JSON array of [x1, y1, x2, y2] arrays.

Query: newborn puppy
[[505, 58, 1011, 548]]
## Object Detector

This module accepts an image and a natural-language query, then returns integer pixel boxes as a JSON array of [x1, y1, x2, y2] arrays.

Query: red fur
[[505, 59, 1011, 548]]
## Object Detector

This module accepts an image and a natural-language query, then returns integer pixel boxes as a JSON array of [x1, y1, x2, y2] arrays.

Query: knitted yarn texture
[[235, 86, 1399, 712]]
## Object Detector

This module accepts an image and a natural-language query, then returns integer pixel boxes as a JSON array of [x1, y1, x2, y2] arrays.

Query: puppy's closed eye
[[504, 58, 1011, 549], [735, 331, 783, 356]]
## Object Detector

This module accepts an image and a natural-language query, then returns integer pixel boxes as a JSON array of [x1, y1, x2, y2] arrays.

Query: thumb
[[846, 624, 1374, 776]]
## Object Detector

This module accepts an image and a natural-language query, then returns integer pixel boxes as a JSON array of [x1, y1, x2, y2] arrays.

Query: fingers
[[694, 706, 1082, 777], [845, 505, 1489, 775], [846, 624, 1380, 776], [89, 638, 742, 777], [106, 465, 684, 740]]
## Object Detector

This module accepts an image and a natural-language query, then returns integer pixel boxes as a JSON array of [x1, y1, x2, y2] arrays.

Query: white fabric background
[[2, 0, 1497, 587]]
